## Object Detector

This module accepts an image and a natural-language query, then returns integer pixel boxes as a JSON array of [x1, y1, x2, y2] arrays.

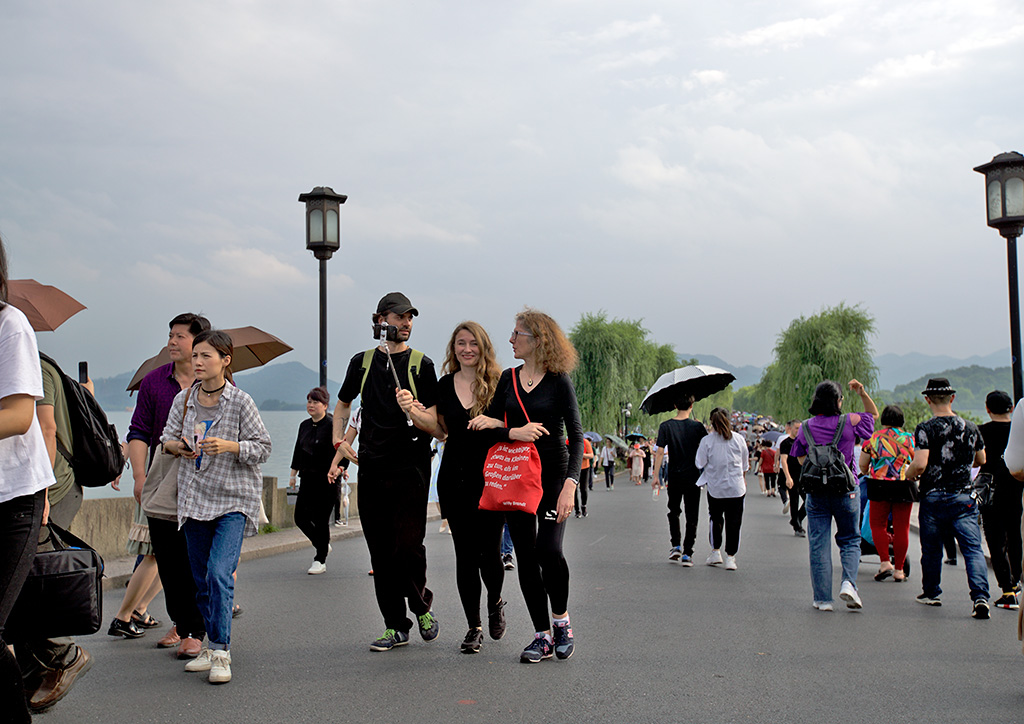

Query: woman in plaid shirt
[[161, 329, 271, 684]]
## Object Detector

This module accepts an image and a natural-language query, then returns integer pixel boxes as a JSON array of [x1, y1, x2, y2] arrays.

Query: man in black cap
[[978, 390, 1023, 609], [329, 292, 441, 651], [905, 378, 991, 618]]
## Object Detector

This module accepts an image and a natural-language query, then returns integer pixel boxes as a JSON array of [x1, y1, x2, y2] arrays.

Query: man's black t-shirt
[[779, 435, 802, 485], [979, 420, 1024, 501], [915, 415, 984, 494], [656, 418, 707, 486], [337, 347, 438, 472]]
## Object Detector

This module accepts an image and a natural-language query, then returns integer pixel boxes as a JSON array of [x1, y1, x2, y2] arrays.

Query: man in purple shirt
[[790, 379, 877, 612], [120, 313, 210, 657]]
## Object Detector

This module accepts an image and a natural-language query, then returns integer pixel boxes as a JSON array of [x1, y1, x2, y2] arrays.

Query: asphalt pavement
[[39, 474, 1024, 723]]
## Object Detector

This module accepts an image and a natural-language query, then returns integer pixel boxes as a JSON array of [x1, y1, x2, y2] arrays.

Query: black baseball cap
[[376, 292, 419, 317], [986, 390, 1013, 414]]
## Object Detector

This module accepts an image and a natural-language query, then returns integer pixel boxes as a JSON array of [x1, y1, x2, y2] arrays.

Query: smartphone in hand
[[78, 361, 88, 384]]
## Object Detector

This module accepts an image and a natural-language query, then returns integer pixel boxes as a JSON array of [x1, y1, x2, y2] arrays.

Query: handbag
[[971, 472, 996, 508], [7, 523, 104, 638], [141, 388, 191, 522], [478, 369, 544, 514]]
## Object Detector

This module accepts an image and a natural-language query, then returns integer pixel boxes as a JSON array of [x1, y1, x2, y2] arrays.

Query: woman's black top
[[290, 414, 336, 485], [486, 367, 584, 494], [435, 374, 502, 518]]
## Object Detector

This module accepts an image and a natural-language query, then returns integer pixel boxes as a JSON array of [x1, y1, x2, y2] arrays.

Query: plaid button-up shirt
[[161, 382, 271, 536]]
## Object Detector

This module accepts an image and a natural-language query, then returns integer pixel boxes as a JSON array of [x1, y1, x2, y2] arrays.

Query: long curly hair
[[516, 308, 578, 374], [441, 321, 501, 417]]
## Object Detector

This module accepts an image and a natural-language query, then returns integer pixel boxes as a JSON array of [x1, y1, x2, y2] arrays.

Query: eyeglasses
[[511, 330, 534, 342]]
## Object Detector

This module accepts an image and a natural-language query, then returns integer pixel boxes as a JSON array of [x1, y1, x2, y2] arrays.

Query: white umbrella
[[640, 365, 736, 415]]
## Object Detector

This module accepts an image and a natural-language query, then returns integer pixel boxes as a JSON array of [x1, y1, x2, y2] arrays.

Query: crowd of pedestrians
[[5, 237, 1024, 717]]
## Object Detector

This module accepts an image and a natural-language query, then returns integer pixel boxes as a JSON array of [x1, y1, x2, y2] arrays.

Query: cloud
[[350, 203, 479, 246], [855, 50, 959, 88], [596, 47, 675, 71], [611, 145, 692, 192], [562, 15, 667, 45], [210, 247, 305, 285], [714, 14, 844, 50]]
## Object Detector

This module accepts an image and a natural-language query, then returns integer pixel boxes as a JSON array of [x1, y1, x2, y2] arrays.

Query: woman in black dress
[[289, 387, 337, 575], [469, 308, 584, 663], [425, 321, 508, 653]]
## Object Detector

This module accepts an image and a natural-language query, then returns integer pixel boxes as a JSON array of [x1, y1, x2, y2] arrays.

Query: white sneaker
[[209, 649, 231, 684], [813, 601, 834, 612], [328, 543, 333, 553], [782, 500, 791, 514], [706, 550, 723, 566], [724, 555, 738, 571], [185, 647, 212, 672], [839, 580, 863, 609], [307, 560, 327, 575]]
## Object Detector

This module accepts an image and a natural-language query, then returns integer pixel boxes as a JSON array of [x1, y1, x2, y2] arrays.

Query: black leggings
[[447, 505, 506, 628], [0, 489, 44, 724], [707, 494, 745, 556], [148, 517, 206, 640], [575, 467, 591, 513], [604, 464, 614, 488]]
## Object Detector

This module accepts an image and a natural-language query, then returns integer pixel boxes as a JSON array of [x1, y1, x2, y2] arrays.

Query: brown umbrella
[[126, 326, 292, 392], [8, 279, 86, 332]]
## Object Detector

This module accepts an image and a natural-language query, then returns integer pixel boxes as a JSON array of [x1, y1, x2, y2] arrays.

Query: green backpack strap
[[408, 349, 424, 399], [359, 347, 425, 399], [359, 348, 376, 396]]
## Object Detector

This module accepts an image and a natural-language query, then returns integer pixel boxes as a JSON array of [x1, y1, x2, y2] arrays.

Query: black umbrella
[[626, 433, 646, 442], [761, 430, 784, 444], [640, 365, 736, 415]]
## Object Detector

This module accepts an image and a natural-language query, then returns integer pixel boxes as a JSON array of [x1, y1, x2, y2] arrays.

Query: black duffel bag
[[7, 523, 104, 638]]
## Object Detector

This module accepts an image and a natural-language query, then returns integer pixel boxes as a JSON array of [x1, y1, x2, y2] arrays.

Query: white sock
[[553, 616, 570, 627]]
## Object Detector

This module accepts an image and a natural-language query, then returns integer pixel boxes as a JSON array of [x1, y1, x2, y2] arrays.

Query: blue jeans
[[918, 490, 990, 601], [183, 513, 246, 650], [806, 491, 861, 603], [501, 523, 513, 556]]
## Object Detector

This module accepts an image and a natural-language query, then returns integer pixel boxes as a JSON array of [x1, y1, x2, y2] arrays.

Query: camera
[[373, 323, 400, 342]]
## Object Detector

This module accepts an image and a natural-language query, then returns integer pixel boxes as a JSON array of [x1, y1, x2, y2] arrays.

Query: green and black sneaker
[[370, 629, 410, 652], [418, 612, 439, 642]]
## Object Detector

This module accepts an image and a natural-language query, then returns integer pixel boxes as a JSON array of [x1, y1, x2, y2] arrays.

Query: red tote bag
[[479, 370, 544, 514]]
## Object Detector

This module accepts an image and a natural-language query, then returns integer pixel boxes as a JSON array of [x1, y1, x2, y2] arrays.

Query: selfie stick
[[381, 342, 414, 427]]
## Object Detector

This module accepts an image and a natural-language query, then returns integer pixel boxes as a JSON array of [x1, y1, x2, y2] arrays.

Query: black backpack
[[799, 415, 857, 496], [39, 353, 125, 487]]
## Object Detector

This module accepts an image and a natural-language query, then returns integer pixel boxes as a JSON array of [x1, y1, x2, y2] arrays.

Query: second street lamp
[[298, 186, 348, 389], [974, 152, 1024, 403]]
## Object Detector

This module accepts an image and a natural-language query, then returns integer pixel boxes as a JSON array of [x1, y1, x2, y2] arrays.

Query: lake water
[[85, 410, 318, 499]]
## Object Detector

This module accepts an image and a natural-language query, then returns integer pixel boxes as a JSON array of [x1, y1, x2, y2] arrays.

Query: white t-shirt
[[0, 305, 56, 503], [1004, 399, 1024, 479], [695, 431, 749, 499]]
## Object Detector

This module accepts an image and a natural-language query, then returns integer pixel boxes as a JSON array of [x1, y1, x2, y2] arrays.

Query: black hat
[[921, 378, 956, 396], [986, 390, 1013, 414], [376, 292, 418, 317]]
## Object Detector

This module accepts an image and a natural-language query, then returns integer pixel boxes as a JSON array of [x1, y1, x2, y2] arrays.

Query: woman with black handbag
[[469, 309, 584, 663], [0, 234, 56, 723]]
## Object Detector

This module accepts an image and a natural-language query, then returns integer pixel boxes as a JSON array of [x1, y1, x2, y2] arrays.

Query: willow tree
[[569, 312, 678, 434], [759, 303, 878, 422]]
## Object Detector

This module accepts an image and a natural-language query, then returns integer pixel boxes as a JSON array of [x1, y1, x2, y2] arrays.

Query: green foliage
[[733, 385, 762, 415], [759, 303, 878, 422], [259, 524, 280, 534], [693, 386, 735, 423], [569, 312, 680, 436]]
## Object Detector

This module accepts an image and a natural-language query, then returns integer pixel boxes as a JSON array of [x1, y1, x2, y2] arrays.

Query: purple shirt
[[127, 362, 184, 462], [789, 413, 876, 468]]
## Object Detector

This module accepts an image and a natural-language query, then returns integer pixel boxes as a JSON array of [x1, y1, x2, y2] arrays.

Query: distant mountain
[[885, 365, 1013, 414], [92, 361, 341, 414], [874, 349, 1011, 390]]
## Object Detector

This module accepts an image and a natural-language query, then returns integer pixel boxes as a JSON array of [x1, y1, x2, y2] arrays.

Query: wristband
[[334, 442, 342, 450]]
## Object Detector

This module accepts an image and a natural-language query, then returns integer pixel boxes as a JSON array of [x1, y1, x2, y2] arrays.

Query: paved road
[[41, 475, 1022, 723]]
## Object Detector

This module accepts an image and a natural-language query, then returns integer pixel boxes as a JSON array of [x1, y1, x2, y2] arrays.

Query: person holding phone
[[161, 329, 271, 684], [329, 292, 440, 652]]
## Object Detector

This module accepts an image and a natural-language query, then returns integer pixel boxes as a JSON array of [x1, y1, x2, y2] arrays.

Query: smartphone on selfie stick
[[373, 323, 413, 427]]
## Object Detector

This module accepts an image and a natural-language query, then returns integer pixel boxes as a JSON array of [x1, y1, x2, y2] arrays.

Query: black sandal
[[131, 610, 161, 628], [874, 567, 894, 582]]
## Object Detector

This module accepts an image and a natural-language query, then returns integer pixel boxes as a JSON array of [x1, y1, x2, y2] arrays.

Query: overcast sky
[[2, 1, 1023, 384]]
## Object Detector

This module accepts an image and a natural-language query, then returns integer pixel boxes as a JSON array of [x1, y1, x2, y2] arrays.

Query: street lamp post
[[298, 186, 348, 389], [974, 152, 1024, 403]]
